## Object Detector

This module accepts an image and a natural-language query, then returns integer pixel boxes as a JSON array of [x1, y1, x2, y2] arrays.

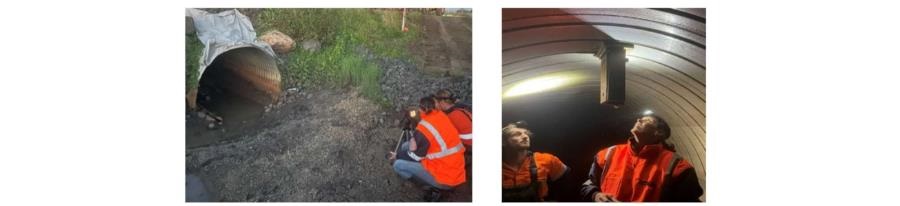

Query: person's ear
[[654, 129, 665, 139]]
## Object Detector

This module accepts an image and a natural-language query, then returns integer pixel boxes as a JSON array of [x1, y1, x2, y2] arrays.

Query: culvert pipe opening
[[195, 47, 281, 124]]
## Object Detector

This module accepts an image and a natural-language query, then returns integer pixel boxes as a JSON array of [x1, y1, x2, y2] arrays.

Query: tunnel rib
[[505, 22, 704, 49], [503, 39, 705, 70]]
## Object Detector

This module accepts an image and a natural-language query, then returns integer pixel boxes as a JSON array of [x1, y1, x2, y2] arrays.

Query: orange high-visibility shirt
[[502, 152, 567, 201]]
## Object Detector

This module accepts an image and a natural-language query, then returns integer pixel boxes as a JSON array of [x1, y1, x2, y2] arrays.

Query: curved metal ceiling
[[503, 8, 707, 194]]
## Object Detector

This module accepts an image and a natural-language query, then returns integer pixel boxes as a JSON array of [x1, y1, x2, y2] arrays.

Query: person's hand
[[388, 151, 397, 166], [593, 192, 619, 202]]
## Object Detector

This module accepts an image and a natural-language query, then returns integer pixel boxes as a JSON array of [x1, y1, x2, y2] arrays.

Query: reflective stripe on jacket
[[446, 107, 472, 146]]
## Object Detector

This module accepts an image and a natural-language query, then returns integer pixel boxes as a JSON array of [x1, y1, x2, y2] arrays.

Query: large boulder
[[259, 30, 295, 54]]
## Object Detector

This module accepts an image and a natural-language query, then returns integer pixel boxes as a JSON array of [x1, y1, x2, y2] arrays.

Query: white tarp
[[186, 9, 276, 80]]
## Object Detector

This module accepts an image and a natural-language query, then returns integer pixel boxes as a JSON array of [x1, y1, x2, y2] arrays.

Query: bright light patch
[[504, 74, 578, 98], [643, 110, 654, 115]]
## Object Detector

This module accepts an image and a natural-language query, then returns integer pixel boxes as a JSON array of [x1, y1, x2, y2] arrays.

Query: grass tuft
[[185, 33, 204, 92]]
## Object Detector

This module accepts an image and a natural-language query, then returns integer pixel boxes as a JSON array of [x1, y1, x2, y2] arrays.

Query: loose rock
[[259, 30, 295, 54], [301, 39, 321, 52]]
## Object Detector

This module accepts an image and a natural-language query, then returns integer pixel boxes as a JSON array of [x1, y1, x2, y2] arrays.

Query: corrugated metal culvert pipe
[[197, 47, 281, 108], [186, 9, 282, 117], [502, 8, 705, 201]]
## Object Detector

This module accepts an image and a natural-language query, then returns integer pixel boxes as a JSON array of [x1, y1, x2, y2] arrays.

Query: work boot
[[424, 188, 442, 202]]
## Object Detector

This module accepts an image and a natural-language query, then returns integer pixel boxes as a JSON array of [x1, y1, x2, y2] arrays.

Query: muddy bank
[[186, 88, 470, 201]]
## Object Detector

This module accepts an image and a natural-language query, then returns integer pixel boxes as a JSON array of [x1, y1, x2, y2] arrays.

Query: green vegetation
[[185, 33, 204, 92], [255, 9, 421, 104]]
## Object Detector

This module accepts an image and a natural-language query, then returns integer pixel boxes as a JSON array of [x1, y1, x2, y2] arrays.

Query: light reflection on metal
[[215, 47, 281, 105], [504, 73, 581, 98], [189, 47, 281, 108]]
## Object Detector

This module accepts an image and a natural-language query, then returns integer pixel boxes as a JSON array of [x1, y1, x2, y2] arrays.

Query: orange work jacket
[[417, 110, 467, 186], [592, 140, 693, 202], [445, 107, 472, 146]]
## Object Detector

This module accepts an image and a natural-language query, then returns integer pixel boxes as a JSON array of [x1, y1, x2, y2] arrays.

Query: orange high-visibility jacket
[[417, 111, 467, 187], [446, 107, 472, 146], [582, 139, 703, 202]]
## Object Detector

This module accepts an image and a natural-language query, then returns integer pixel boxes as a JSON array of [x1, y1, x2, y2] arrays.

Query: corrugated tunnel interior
[[502, 8, 705, 201], [194, 47, 281, 123]]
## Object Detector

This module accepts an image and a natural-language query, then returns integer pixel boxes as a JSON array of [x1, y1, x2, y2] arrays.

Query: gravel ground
[[368, 48, 473, 113]]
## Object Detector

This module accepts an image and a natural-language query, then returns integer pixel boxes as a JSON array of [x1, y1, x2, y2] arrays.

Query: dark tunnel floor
[[197, 76, 266, 125], [186, 60, 269, 148]]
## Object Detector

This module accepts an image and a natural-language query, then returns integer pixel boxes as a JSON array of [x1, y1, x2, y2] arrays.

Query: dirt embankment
[[189, 89, 395, 201]]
